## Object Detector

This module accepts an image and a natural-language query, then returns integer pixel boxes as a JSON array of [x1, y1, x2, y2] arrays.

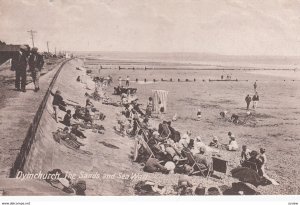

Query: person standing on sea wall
[[28, 47, 44, 92], [252, 92, 259, 109], [11, 45, 29, 92], [245, 94, 252, 110]]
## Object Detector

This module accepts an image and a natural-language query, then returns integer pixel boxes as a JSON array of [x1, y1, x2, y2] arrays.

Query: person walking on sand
[[118, 77, 122, 86], [126, 76, 130, 87], [28, 47, 44, 92], [245, 94, 252, 110], [108, 75, 113, 86], [252, 92, 259, 109], [254, 81, 257, 92], [11, 45, 29, 92]]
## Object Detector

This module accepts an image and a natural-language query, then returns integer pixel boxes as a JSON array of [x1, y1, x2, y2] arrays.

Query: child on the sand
[[231, 114, 239, 124], [62, 110, 72, 126], [220, 110, 227, 118], [84, 109, 93, 124], [86, 98, 94, 107], [172, 113, 178, 121], [240, 145, 251, 165], [196, 109, 201, 120], [227, 133, 238, 151], [209, 136, 219, 148], [117, 111, 129, 136], [146, 97, 153, 117]]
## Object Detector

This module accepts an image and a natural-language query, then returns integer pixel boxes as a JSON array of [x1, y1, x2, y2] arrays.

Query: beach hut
[[152, 90, 169, 113]]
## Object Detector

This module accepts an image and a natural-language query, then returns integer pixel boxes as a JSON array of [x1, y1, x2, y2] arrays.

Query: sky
[[1, 0, 300, 55]]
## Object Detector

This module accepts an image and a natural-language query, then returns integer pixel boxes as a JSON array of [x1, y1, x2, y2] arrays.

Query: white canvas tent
[[152, 90, 169, 113]]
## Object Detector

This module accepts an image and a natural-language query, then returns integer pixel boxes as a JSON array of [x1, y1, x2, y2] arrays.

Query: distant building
[[65, 52, 72, 59]]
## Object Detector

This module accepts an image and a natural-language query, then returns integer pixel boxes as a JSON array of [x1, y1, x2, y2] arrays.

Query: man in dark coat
[[28, 47, 44, 92], [245, 94, 252, 110], [11, 45, 29, 92]]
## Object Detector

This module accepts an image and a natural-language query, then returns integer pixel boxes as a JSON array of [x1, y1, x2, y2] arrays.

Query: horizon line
[[69, 50, 300, 58]]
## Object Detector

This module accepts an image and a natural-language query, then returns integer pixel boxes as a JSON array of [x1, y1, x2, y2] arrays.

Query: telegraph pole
[[27, 30, 37, 47], [46, 41, 50, 53]]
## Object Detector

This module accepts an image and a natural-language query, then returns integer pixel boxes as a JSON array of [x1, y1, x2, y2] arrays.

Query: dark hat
[[250, 150, 258, 157], [20, 45, 27, 51], [31, 47, 38, 52]]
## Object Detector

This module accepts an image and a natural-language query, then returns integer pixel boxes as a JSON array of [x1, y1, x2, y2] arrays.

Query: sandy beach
[[93, 55, 300, 195], [1, 55, 299, 195]]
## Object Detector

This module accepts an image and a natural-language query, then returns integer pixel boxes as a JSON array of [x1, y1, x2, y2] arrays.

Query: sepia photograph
[[0, 0, 299, 204]]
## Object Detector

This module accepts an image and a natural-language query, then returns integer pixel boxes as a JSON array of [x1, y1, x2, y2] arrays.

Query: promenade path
[[0, 60, 66, 177]]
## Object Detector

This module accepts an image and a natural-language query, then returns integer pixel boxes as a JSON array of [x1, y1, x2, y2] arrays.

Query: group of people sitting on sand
[[115, 90, 243, 176], [112, 82, 279, 188], [135, 118, 277, 184], [50, 89, 106, 152], [116, 91, 145, 136], [219, 110, 250, 125], [52, 90, 105, 126], [139, 128, 243, 175]]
